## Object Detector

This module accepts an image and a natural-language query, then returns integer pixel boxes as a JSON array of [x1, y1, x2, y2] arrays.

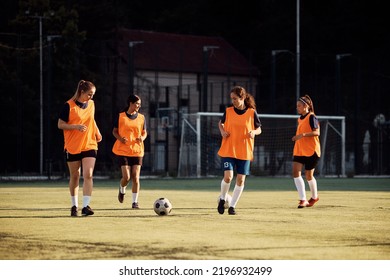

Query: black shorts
[[293, 153, 320, 170], [117, 156, 143, 167], [65, 150, 97, 162]]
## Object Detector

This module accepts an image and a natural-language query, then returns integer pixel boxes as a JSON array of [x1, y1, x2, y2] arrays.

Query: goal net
[[178, 112, 345, 178]]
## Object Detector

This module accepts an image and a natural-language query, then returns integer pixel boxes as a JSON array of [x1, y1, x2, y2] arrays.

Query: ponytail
[[298, 95, 314, 114], [72, 80, 95, 101], [123, 94, 140, 111], [230, 86, 257, 109]]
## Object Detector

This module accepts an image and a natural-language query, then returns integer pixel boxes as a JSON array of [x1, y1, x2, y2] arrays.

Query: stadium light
[[128, 41, 143, 94]]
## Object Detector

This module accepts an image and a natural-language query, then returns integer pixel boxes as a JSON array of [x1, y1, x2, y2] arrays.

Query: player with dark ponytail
[[112, 94, 147, 209], [292, 95, 321, 208], [217, 86, 262, 215]]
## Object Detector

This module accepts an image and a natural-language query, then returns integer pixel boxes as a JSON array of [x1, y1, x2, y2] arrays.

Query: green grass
[[0, 177, 389, 260]]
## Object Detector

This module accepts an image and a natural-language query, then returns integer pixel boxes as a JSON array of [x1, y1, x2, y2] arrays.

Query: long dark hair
[[123, 94, 140, 111], [231, 86, 256, 109]]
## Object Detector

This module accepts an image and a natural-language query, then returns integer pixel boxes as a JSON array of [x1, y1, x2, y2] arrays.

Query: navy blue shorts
[[221, 157, 250, 175]]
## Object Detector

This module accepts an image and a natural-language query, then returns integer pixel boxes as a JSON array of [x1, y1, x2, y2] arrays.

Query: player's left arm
[[139, 129, 147, 142], [307, 114, 320, 137], [301, 115, 320, 138], [94, 120, 103, 142], [302, 129, 319, 138], [138, 119, 147, 142], [248, 111, 262, 138]]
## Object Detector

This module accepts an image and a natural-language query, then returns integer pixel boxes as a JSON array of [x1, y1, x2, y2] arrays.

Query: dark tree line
[[1, 0, 389, 174]]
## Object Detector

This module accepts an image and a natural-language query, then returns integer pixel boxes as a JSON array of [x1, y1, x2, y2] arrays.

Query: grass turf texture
[[0, 177, 389, 260]]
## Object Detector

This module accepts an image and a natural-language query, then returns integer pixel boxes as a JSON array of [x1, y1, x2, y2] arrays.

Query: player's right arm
[[112, 127, 127, 143], [58, 119, 86, 132], [57, 102, 86, 132], [219, 120, 230, 138]]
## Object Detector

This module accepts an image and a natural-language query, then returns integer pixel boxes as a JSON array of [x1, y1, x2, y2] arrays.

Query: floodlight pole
[[296, 0, 300, 102], [202, 45, 219, 112], [46, 35, 61, 178], [27, 12, 48, 175], [335, 53, 352, 115], [271, 50, 291, 113], [128, 41, 143, 94], [39, 16, 43, 175]]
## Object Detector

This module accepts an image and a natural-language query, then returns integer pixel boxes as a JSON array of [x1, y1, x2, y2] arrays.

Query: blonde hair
[[71, 80, 96, 101]]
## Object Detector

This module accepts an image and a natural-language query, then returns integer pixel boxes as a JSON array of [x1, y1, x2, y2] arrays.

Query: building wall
[[113, 65, 258, 175]]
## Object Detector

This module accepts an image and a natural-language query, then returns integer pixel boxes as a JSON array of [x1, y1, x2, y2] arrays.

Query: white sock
[[83, 196, 91, 208], [294, 177, 306, 200], [308, 178, 318, 199], [220, 179, 231, 200], [132, 192, 139, 203], [71, 196, 78, 208], [230, 185, 244, 208], [120, 185, 126, 194]]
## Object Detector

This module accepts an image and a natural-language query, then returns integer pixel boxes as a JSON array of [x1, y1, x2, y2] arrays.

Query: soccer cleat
[[298, 200, 309, 208], [218, 199, 226, 214], [228, 206, 236, 215], [71, 206, 78, 217], [81, 205, 94, 216], [118, 188, 125, 203], [132, 202, 139, 209], [307, 197, 319, 207]]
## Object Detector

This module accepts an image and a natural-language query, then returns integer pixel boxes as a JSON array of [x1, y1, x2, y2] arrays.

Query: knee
[[236, 178, 245, 186], [223, 177, 233, 184], [83, 173, 93, 181], [123, 175, 131, 183], [70, 173, 80, 182], [306, 174, 314, 181]]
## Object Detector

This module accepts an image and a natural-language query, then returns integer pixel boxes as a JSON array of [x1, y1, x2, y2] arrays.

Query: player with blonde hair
[[58, 80, 102, 216]]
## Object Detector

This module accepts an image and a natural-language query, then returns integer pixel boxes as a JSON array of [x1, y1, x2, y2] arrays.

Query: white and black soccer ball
[[153, 197, 172, 216], [217, 194, 232, 209]]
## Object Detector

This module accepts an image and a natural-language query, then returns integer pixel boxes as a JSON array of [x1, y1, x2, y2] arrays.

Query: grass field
[[0, 177, 389, 260]]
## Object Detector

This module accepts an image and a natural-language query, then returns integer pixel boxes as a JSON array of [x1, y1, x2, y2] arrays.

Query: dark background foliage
[[1, 0, 389, 175]]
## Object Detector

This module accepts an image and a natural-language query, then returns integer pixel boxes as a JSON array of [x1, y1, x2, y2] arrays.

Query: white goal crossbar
[[178, 112, 345, 178]]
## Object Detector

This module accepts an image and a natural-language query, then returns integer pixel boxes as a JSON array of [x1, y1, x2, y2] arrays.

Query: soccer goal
[[177, 112, 345, 178]]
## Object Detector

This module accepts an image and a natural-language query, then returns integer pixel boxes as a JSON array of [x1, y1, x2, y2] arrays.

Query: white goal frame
[[178, 112, 345, 178]]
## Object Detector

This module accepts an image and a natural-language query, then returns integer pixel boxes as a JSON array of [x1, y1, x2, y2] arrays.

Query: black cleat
[[118, 188, 125, 203], [228, 207, 236, 215], [71, 206, 78, 217], [81, 205, 94, 216], [132, 202, 139, 209], [218, 199, 225, 214]]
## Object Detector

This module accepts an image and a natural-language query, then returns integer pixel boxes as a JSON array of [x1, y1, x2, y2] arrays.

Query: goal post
[[177, 112, 345, 178]]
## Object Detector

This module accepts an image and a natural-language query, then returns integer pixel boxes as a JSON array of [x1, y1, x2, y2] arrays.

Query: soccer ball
[[217, 194, 232, 209], [153, 197, 172, 216]]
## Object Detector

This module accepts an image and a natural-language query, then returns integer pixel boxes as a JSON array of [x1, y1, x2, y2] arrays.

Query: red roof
[[115, 28, 258, 76]]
